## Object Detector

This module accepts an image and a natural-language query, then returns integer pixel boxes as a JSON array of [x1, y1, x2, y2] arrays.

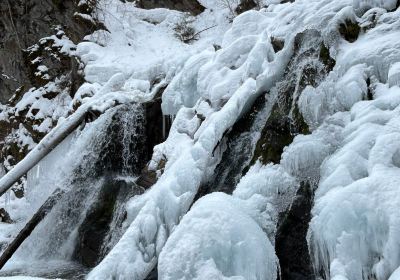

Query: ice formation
[[158, 192, 277, 280], [309, 85, 400, 280], [1, 0, 400, 279]]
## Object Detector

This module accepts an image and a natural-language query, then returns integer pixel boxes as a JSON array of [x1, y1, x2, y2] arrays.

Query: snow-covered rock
[[158, 193, 277, 280]]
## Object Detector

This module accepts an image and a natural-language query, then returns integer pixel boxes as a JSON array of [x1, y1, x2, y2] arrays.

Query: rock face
[[135, 0, 205, 15], [0, 0, 90, 103], [0, 0, 97, 194], [0, 208, 12, 224]]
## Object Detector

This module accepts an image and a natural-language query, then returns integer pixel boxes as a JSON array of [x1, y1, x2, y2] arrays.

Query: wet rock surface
[[73, 177, 144, 267], [235, 0, 259, 15], [275, 182, 315, 280], [198, 93, 267, 196]]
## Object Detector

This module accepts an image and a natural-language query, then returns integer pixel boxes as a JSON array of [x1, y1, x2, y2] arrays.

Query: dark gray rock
[[235, 0, 258, 15], [275, 182, 315, 280], [73, 177, 144, 267], [0, 0, 91, 103], [0, 208, 12, 223]]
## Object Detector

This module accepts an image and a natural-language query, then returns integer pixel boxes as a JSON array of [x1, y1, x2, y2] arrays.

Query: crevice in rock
[[271, 37, 285, 53], [136, 94, 172, 190], [275, 182, 315, 280], [339, 19, 361, 43]]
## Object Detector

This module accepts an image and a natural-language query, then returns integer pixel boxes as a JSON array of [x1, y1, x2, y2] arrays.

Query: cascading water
[[199, 93, 276, 195], [197, 29, 334, 280], [0, 103, 146, 278], [199, 29, 330, 197]]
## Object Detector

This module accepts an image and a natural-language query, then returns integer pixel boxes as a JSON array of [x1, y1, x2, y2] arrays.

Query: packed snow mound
[[158, 192, 277, 280], [309, 84, 400, 280], [353, 0, 398, 13]]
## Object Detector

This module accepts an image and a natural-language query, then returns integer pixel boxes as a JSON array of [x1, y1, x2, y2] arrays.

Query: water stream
[[0, 103, 146, 279]]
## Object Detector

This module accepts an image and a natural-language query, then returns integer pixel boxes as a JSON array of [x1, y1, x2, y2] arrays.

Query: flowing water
[[0, 103, 146, 279], [198, 29, 332, 280]]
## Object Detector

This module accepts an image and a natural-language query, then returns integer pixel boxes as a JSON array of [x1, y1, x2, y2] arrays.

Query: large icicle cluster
[[309, 84, 400, 280], [304, 6, 400, 280]]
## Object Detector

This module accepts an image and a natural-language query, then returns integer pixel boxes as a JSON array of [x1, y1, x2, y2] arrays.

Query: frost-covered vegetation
[[0, 0, 400, 279]]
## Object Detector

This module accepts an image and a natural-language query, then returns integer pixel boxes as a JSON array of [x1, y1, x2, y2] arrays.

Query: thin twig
[[6, 0, 23, 49], [185, 24, 218, 43], [192, 24, 218, 38]]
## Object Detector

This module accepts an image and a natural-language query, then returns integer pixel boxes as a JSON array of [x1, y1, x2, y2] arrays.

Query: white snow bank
[[307, 8, 400, 280], [76, 0, 230, 107], [158, 193, 277, 280], [337, 8, 400, 82]]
